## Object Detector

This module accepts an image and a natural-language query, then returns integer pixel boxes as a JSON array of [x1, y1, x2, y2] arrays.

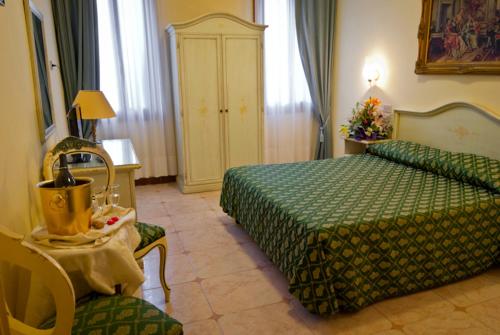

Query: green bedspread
[[220, 141, 500, 315]]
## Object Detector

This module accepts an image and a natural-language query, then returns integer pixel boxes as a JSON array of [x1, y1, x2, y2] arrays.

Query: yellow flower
[[339, 125, 350, 138]]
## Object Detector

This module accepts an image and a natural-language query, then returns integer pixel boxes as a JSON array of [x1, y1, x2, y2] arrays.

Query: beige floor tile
[[261, 265, 293, 299], [178, 226, 239, 252], [484, 267, 500, 282], [311, 308, 393, 335], [402, 311, 496, 335], [136, 184, 167, 195], [433, 273, 500, 307], [204, 198, 222, 211], [465, 296, 500, 332], [144, 282, 214, 324], [218, 302, 313, 335], [374, 291, 455, 326], [189, 243, 269, 279], [183, 319, 222, 335], [136, 203, 169, 220], [201, 268, 284, 314], [165, 254, 197, 285], [136, 195, 164, 206], [166, 232, 185, 255], [142, 215, 176, 233], [142, 287, 168, 308], [372, 331, 405, 335], [143, 253, 197, 289], [199, 191, 221, 199], [223, 223, 254, 244], [142, 253, 162, 290], [212, 206, 227, 216], [238, 241, 273, 265], [216, 212, 236, 225], [170, 210, 221, 232], [290, 300, 392, 335], [160, 191, 202, 202], [164, 198, 211, 216], [200, 190, 221, 209]]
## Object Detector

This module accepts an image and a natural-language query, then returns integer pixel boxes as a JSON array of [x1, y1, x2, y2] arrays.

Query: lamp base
[[91, 120, 97, 143]]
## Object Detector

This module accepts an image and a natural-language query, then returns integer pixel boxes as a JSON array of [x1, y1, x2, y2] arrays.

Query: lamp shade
[[73, 90, 116, 120]]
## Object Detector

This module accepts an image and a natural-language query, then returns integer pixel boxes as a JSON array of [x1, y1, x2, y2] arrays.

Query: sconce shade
[[363, 63, 380, 83], [72, 90, 116, 120]]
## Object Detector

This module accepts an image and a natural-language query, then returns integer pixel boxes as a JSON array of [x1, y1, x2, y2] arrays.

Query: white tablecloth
[[24, 211, 144, 326], [36, 222, 144, 296]]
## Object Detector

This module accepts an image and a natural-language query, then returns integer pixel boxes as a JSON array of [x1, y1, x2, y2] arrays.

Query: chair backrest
[[0, 226, 75, 334], [43, 136, 116, 193]]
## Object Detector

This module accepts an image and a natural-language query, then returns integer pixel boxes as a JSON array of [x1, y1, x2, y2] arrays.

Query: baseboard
[[135, 175, 176, 186]]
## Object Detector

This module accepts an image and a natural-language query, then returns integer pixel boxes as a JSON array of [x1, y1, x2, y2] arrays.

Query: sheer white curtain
[[97, 0, 175, 178], [258, 0, 316, 163]]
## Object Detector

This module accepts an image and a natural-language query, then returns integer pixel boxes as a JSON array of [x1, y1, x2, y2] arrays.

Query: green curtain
[[52, 0, 100, 139], [295, 0, 336, 159], [32, 14, 53, 130]]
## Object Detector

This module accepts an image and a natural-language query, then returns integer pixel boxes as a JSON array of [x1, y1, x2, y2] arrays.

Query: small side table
[[344, 138, 391, 155], [30, 223, 144, 297]]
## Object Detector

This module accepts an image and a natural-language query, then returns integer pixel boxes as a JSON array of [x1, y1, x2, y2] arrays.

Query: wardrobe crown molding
[[166, 12, 268, 33]]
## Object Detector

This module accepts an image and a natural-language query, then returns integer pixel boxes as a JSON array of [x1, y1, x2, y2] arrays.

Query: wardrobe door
[[223, 36, 262, 168], [180, 35, 225, 184]]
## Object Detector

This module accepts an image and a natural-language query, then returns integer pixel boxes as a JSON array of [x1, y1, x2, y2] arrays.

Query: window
[[97, 0, 151, 114], [262, 0, 311, 107]]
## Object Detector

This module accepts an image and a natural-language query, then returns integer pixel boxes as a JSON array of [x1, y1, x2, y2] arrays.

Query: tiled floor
[[136, 183, 500, 335]]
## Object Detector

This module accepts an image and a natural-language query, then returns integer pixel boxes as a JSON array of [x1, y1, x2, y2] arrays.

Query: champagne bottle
[[54, 154, 76, 188]]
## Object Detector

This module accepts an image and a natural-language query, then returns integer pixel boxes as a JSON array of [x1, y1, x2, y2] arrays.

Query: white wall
[[332, 0, 500, 157], [0, 0, 67, 234]]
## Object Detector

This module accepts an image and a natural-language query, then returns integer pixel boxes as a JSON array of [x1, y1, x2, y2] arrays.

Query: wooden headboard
[[393, 102, 500, 160]]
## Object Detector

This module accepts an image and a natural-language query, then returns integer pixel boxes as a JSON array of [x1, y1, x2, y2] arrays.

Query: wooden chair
[[43, 136, 170, 301], [0, 226, 182, 334]]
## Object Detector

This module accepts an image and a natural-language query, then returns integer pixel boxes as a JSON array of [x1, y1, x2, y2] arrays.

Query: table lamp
[[72, 90, 116, 143]]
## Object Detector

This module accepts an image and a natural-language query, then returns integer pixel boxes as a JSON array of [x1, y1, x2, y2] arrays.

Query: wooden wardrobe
[[167, 13, 266, 193]]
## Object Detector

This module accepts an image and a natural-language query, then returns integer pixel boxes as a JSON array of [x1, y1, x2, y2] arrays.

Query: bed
[[220, 102, 500, 315]]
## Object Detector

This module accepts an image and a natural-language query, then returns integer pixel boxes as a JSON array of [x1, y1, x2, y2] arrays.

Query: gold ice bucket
[[37, 177, 94, 236]]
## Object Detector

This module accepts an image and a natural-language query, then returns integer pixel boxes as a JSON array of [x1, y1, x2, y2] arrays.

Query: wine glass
[[92, 186, 106, 216], [107, 184, 120, 209]]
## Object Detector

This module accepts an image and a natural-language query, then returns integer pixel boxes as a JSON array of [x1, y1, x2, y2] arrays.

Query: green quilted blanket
[[220, 142, 500, 315]]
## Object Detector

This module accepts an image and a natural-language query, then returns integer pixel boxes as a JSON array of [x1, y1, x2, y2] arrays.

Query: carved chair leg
[[157, 239, 171, 302]]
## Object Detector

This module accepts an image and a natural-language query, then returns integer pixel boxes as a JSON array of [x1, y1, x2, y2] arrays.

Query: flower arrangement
[[339, 97, 392, 140]]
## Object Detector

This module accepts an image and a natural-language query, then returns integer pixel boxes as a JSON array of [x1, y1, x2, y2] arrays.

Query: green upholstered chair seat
[[40, 295, 182, 335], [134, 222, 166, 251]]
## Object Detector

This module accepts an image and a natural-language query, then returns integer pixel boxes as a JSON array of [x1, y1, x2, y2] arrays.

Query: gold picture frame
[[415, 0, 500, 75]]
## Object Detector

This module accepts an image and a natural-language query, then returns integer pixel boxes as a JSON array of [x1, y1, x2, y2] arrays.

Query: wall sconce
[[363, 58, 382, 86]]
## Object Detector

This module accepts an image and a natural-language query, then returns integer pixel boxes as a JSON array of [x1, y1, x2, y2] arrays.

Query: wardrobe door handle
[[225, 109, 228, 113], [219, 109, 223, 113]]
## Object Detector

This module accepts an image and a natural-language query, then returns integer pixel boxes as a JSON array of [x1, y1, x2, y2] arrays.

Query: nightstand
[[344, 138, 391, 154]]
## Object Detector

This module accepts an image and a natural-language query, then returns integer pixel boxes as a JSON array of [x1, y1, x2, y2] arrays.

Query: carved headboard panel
[[393, 102, 500, 160]]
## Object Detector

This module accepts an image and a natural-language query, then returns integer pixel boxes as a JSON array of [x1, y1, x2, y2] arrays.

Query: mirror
[[24, 0, 55, 142]]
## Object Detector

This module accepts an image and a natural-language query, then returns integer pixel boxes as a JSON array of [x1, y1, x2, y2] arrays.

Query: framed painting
[[416, 0, 500, 74]]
